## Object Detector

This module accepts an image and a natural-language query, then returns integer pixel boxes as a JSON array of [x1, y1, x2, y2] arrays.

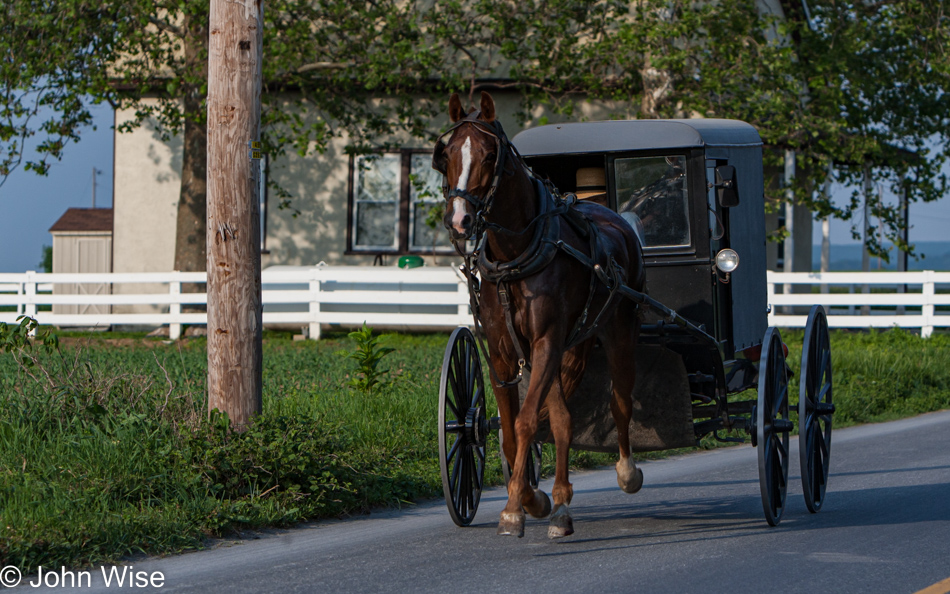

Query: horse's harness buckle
[[517, 358, 526, 378]]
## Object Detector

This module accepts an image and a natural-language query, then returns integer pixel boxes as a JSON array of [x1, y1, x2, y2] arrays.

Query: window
[[348, 150, 452, 254], [615, 155, 691, 248]]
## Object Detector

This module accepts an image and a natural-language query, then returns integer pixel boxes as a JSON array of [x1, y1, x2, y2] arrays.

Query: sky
[[1, 104, 114, 272], [1, 106, 949, 272]]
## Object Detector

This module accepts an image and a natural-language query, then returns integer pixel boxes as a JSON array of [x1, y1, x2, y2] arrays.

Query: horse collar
[[476, 178, 562, 283]]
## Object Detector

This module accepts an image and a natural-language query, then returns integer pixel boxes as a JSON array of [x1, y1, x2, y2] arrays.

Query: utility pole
[[783, 149, 795, 314], [861, 165, 871, 315], [820, 164, 832, 313], [206, 0, 264, 429], [91, 167, 99, 208]]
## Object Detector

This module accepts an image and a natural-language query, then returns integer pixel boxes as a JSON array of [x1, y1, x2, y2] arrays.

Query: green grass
[[1, 326, 948, 572]]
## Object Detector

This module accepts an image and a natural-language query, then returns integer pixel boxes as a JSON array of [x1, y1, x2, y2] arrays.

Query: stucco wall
[[112, 102, 181, 313]]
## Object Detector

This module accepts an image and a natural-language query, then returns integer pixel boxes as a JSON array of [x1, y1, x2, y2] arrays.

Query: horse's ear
[[432, 140, 447, 174], [479, 91, 496, 123], [449, 93, 465, 122]]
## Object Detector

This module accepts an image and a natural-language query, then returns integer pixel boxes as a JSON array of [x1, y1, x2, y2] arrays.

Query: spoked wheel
[[498, 429, 543, 490], [799, 305, 834, 513], [754, 327, 793, 526], [438, 327, 488, 527]]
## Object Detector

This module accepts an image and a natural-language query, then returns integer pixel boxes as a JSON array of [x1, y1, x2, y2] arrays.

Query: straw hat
[[575, 167, 606, 200]]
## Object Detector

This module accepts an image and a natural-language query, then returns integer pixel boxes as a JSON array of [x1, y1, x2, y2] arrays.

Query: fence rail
[[1, 268, 947, 339], [767, 271, 950, 338]]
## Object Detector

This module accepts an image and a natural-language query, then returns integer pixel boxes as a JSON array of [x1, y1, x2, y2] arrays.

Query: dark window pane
[[615, 156, 690, 248], [356, 202, 397, 248]]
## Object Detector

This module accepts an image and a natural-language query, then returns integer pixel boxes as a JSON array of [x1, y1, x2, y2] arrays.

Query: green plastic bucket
[[397, 255, 425, 269]]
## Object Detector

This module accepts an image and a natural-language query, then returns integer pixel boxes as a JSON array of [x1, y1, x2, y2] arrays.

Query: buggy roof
[[512, 119, 761, 156]]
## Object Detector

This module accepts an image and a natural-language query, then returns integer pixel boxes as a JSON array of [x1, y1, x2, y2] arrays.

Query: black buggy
[[437, 118, 835, 527]]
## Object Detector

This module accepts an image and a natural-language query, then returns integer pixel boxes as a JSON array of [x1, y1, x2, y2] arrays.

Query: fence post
[[308, 268, 321, 340], [457, 273, 469, 327], [766, 274, 776, 326], [922, 270, 935, 338], [16, 279, 24, 316], [24, 270, 37, 319], [169, 273, 182, 340]]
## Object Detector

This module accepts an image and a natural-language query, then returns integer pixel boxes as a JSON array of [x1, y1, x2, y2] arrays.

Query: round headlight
[[716, 249, 739, 273]]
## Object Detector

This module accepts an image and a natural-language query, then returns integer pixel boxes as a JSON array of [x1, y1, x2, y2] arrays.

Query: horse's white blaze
[[450, 137, 474, 233], [457, 136, 473, 191]]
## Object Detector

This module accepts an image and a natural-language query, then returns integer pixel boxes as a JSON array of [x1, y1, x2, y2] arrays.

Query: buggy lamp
[[715, 249, 739, 273]]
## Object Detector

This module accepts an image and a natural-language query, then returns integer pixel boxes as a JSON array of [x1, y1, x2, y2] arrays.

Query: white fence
[[0, 267, 470, 340], [768, 271, 950, 338], [1, 268, 948, 339]]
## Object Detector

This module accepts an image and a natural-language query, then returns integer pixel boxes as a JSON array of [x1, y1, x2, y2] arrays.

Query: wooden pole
[[206, 0, 264, 428]]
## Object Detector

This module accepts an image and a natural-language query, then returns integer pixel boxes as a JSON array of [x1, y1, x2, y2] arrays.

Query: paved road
[[16, 411, 950, 594]]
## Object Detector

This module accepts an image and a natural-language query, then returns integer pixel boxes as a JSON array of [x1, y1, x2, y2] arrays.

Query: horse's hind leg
[[603, 302, 644, 494], [545, 343, 593, 538]]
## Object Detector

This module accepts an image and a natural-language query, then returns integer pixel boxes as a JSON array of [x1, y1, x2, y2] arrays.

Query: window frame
[[346, 149, 453, 256]]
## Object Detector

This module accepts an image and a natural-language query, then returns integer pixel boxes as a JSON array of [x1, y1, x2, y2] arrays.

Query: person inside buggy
[[615, 155, 690, 249]]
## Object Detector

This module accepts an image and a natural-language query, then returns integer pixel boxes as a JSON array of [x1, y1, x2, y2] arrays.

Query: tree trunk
[[206, 0, 264, 429], [639, 56, 672, 119], [175, 11, 209, 274]]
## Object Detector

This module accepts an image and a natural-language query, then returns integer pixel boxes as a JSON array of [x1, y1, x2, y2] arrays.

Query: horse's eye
[[484, 153, 496, 163]]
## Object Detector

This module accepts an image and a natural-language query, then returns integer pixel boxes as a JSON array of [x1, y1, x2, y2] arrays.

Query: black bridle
[[432, 113, 520, 247]]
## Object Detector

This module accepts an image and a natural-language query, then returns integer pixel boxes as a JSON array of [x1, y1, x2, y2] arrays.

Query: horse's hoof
[[617, 460, 644, 494], [524, 488, 552, 519], [497, 511, 525, 537], [547, 504, 574, 539]]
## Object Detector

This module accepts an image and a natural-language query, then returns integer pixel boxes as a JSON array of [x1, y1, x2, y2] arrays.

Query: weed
[[338, 323, 395, 397]]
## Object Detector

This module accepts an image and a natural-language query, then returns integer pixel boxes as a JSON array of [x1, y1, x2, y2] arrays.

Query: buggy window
[[615, 156, 690, 248]]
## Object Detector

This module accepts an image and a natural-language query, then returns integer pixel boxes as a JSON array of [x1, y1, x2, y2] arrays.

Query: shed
[[49, 208, 114, 317]]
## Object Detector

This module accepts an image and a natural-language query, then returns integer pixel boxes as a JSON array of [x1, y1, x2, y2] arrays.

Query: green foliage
[[0, 315, 59, 364], [338, 323, 395, 396], [38, 245, 52, 273], [4, 0, 948, 259]]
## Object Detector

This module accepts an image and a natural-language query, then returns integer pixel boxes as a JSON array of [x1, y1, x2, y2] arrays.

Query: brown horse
[[435, 92, 646, 538]]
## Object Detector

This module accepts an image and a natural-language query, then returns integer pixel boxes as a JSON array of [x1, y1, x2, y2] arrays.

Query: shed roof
[[49, 208, 114, 233], [512, 119, 762, 157]]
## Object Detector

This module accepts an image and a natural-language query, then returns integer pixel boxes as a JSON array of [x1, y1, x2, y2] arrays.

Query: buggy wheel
[[498, 429, 543, 490], [756, 327, 792, 526], [439, 327, 487, 527], [799, 305, 834, 513]]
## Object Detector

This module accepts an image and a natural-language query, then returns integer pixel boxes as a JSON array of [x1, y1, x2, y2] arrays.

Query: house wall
[[112, 104, 181, 313]]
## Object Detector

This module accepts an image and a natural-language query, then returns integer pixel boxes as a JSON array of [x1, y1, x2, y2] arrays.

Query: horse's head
[[433, 92, 504, 241]]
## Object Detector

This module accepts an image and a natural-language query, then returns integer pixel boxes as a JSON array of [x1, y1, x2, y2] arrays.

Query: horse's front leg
[[497, 344, 559, 537], [489, 358, 520, 479]]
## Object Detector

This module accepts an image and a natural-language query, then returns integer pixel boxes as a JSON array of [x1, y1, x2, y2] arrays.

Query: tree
[[1, 0, 445, 273], [428, 0, 949, 258], [3, 0, 948, 263]]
